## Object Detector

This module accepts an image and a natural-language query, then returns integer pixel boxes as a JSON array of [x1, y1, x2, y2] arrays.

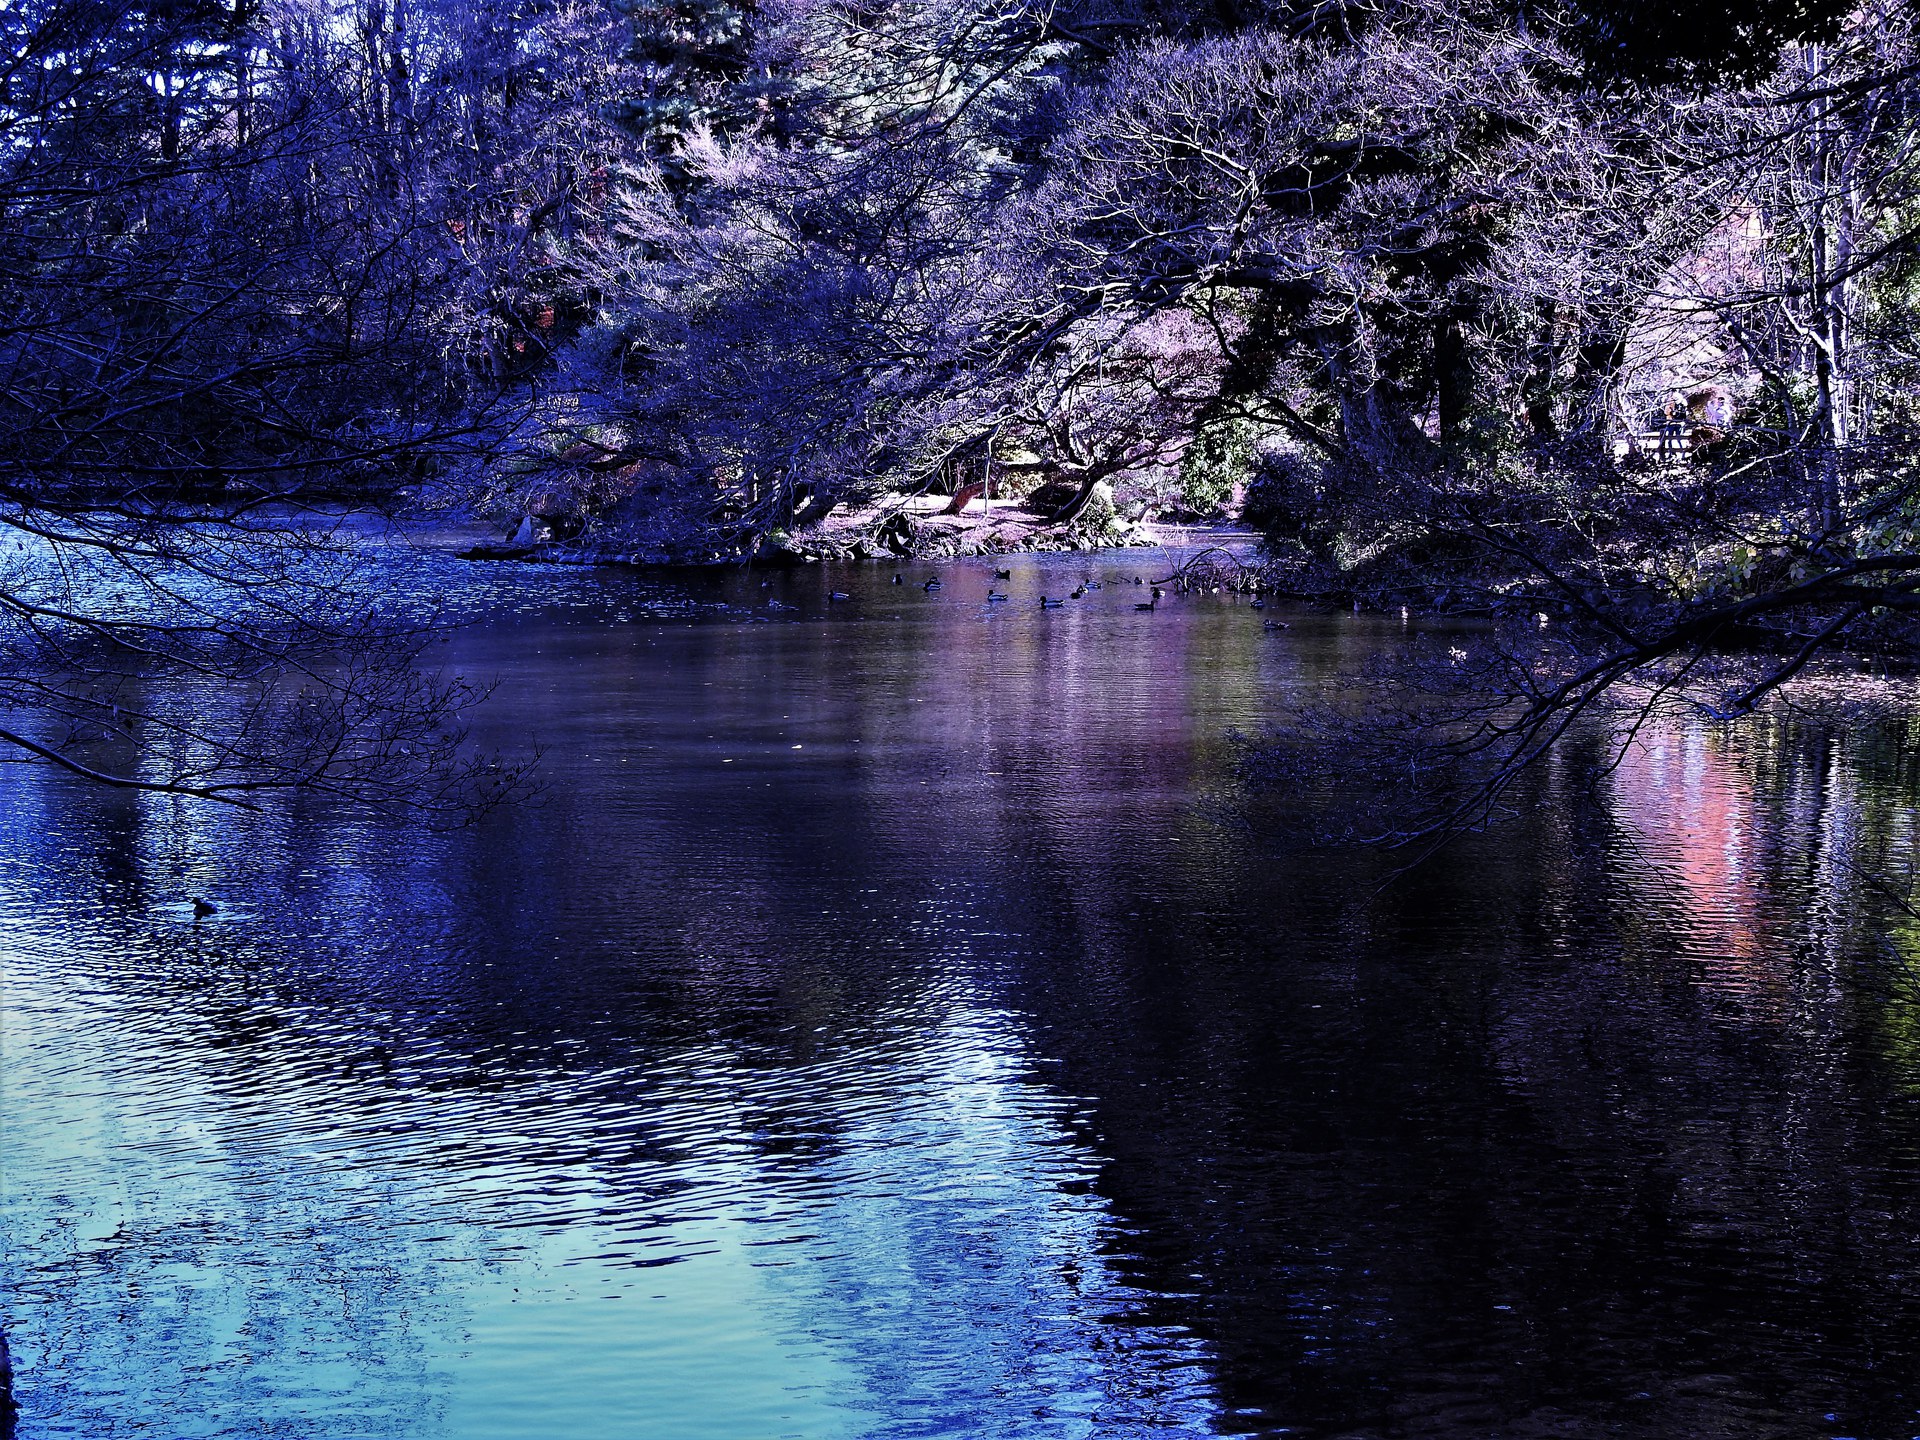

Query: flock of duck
[[867, 568, 1164, 609], [822, 567, 1292, 626]]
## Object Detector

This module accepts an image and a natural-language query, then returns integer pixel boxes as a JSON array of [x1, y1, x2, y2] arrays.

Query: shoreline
[[456, 493, 1264, 570]]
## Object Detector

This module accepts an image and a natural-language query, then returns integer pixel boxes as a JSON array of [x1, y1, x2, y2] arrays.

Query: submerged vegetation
[[6, 0, 1920, 814]]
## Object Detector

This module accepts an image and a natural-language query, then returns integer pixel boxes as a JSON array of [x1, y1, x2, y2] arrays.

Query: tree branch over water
[[0, 0, 567, 813]]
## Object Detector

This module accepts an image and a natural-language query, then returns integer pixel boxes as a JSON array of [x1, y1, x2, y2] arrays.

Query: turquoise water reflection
[[2, 860, 1217, 1438], [1, 542, 1247, 1437], [10, 536, 1920, 1438]]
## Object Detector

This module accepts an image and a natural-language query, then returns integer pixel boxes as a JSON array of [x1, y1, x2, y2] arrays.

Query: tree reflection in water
[[6, 553, 1920, 1438]]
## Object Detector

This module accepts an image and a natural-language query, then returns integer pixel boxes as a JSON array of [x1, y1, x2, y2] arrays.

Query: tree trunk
[[1434, 307, 1474, 444]]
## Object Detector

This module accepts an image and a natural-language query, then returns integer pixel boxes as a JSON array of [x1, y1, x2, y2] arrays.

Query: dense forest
[[6, 0, 1920, 821]]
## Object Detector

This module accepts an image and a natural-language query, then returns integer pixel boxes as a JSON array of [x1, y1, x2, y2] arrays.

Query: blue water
[[7, 532, 1920, 1437]]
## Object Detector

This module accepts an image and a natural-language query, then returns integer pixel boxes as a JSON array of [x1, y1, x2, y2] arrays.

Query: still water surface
[[7, 538, 1920, 1438]]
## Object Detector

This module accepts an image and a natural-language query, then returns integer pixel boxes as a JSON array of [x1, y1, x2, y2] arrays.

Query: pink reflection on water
[[1607, 723, 1785, 1007]]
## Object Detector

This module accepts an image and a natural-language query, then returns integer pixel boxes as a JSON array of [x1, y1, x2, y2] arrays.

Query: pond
[[6, 535, 1920, 1438]]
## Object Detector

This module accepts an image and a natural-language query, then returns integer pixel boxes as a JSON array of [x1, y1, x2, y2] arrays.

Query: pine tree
[[604, 0, 770, 169]]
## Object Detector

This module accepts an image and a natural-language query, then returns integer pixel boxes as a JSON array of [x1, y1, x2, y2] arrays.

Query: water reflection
[[7, 545, 1920, 1437]]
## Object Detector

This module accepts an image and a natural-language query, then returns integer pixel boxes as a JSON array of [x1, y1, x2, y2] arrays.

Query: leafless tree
[[0, 0, 561, 810]]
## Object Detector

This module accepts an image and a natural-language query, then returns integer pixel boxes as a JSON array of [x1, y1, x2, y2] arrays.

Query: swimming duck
[[994, 567, 1012, 579], [191, 898, 217, 919], [827, 591, 851, 602], [1069, 585, 1087, 599], [987, 591, 1010, 602], [891, 574, 904, 585], [923, 578, 942, 591], [1039, 596, 1064, 609]]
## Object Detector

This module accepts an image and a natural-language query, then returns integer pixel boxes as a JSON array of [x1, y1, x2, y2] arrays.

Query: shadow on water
[[6, 540, 1920, 1436], [2, 1329, 17, 1440]]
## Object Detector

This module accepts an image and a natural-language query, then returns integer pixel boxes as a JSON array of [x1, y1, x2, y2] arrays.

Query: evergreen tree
[[603, 0, 769, 167]]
